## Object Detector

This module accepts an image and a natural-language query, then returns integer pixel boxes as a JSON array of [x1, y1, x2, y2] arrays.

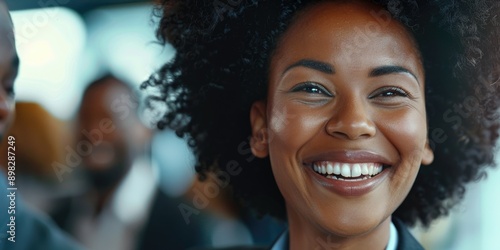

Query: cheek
[[266, 102, 328, 195], [378, 107, 428, 178], [267, 103, 328, 155], [387, 109, 427, 152], [381, 108, 427, 151]]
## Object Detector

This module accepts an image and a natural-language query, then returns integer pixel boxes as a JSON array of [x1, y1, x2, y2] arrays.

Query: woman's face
[[250, 1, 434, 237]]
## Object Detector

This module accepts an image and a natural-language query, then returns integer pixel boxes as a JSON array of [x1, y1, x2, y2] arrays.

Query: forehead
[[79, 88, 115, 122], [80, 81, 130, 115], [272, 1, 421, 72]]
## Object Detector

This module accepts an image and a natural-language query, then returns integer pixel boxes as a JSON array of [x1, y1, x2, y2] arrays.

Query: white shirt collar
[[110, 156, 157, 225], [73, 157, 157, 250], [387, 220, 399, 250], [270, 221, 399, 250]]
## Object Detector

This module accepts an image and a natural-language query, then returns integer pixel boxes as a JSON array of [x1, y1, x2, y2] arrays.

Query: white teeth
[[326, 163, 334, 174], [327, 175, 338, 180], [351, 164, 361, 177], [341, 163, 351, 177], [311, 162, 387, 179], [333, 163, 341, 175], [361, 163, 369, 175]]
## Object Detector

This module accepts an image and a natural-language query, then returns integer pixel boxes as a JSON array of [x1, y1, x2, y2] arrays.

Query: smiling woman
[[143, 0, 500, 249], [250, 3, 432, 247]]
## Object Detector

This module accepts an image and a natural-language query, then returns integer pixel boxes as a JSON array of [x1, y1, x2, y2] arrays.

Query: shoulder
[[2, 203, 83, 250], [139, 189, 212, 249], [392, 217, 424, 250], [0, 172, 82, 250]]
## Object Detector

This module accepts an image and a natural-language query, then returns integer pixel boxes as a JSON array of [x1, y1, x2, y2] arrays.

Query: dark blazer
[[192, 217, 423, 250], [136, 190, 211, 250], [52, 188, 211, 250], [393, 217, 424, 250]]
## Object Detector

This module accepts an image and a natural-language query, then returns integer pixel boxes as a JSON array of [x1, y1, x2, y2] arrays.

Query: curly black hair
[[143, 0, 500, 227]]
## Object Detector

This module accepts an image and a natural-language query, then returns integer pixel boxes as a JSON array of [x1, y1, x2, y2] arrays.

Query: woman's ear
[[250, 100, 269, 158], [421, 140, 434, 165]]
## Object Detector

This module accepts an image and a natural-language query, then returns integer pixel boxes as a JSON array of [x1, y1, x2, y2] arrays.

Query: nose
[[326, 97, 376, 140]]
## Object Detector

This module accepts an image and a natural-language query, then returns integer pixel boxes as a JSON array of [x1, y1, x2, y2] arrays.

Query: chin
[[306, 205, 387, 237]]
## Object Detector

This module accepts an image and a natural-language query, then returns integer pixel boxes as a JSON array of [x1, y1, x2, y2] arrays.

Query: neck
[[287, 207, 391, 250]]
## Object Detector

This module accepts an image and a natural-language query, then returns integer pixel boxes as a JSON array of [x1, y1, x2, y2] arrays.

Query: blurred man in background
[[0, 1, 82, 249], [51, 75, 210, 249]]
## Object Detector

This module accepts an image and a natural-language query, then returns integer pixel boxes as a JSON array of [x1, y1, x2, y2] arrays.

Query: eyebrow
[[282, 59, 419, 84], [369, 65, 419, 85], [283, 59, 335, 75]]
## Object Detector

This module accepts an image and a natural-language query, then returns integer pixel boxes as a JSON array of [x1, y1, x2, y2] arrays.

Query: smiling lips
[[312, 162, 384, 180], [302, 150, 392, 190]]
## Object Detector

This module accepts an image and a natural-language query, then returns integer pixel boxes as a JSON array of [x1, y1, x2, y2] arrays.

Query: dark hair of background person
[[142, 0, 500, 227]]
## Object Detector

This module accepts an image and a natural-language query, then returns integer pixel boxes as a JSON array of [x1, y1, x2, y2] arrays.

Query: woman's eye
[[370, 87, 409, 98], [290, 82, 333, 97]]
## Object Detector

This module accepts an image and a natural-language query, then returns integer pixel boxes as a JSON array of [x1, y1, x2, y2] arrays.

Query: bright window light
[[11, 7, 86, 119], [82, 4, 175, 89]]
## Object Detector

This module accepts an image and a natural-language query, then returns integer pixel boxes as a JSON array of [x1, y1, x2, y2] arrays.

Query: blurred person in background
[[0, 0, 82, 249], [51, 74, 212, 249], [52, 73, 283, 249]]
